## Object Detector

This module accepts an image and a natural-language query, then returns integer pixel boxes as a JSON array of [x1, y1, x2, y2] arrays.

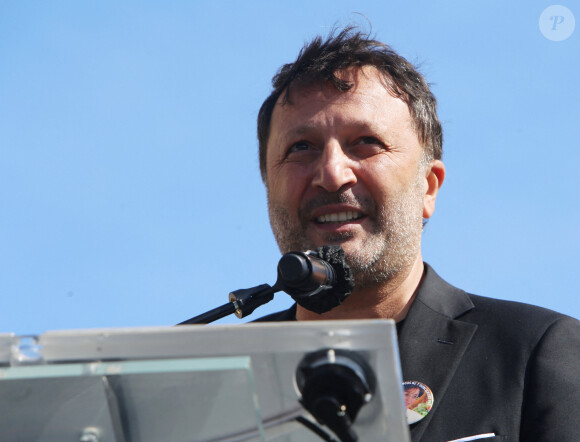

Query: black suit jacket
[[255, 264, 580, 441]]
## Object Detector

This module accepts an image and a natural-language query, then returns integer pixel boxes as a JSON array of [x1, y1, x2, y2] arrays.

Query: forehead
[[268, 67, 413, 140], [282, 67, 399, 108]]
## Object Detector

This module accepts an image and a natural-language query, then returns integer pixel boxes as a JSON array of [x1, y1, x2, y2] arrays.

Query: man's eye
[[350, 136, 387, 157], [287, 141, 311, 154], [356, 136, 382, 145]]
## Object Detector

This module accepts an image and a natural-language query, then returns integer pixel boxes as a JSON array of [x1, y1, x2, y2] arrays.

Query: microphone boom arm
[[178, 284, 279, 325], [177, 245, 353, 325]]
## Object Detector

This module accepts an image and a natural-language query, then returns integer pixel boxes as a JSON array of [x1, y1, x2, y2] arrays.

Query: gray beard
[[267, 170, 425, 290]]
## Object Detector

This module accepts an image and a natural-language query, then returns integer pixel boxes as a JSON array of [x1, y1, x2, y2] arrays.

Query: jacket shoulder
[[464, 293, 578, 338]]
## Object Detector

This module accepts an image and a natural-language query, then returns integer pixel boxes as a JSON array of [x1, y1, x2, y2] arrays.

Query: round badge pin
[[402, 381, 434, 424]]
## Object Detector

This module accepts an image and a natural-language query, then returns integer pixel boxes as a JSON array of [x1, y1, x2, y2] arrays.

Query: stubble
[[268, 164, 426, 290]]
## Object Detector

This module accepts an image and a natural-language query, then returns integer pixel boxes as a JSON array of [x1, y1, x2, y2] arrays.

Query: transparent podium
[[0, 320, 410, 441]]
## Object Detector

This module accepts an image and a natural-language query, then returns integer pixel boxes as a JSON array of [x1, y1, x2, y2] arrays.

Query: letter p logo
[[540, 5, 575, 41], [550, 15, 565, 30]]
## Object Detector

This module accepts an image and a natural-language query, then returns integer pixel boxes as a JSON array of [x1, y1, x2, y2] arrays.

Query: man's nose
[[311, 142, 357, 192]]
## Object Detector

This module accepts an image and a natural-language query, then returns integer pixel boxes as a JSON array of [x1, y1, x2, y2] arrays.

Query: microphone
[[275, 245, 355, 314]]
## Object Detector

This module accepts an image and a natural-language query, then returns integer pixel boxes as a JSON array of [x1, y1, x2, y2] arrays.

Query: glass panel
[[0, 356, 263, 442]]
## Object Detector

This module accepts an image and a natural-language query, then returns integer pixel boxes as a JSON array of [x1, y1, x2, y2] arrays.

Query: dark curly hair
[[257, 27, 442, 182]]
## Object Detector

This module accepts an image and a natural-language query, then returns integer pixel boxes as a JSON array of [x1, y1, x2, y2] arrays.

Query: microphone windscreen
[[293, 245, 355, 314]]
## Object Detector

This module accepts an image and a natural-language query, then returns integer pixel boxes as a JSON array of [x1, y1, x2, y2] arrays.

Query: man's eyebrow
[[282, 120, 380, 137]]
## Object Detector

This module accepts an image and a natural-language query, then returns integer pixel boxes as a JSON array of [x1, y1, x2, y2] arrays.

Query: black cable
[[295, 416, 338, 442]]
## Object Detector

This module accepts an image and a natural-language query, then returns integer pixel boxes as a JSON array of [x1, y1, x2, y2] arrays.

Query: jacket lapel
[[398, 264, 477, 442]]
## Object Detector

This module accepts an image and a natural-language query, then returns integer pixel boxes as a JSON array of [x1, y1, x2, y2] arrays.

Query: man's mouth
[[315, 211, 365, 224]]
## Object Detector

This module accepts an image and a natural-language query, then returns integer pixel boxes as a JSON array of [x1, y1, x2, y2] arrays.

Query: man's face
[[265, 67, 429, 288]]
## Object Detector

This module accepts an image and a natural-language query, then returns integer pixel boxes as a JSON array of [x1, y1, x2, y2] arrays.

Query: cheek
[[360, 159, 419, 199], [267, 165, 311, 206], [356, 162, 393, 201]]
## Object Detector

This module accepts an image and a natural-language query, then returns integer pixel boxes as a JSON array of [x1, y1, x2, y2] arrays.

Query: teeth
[[316, 211, 363, 224]]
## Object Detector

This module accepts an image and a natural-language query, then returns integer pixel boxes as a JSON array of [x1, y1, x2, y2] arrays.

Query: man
[[255, 28, 580, 441]]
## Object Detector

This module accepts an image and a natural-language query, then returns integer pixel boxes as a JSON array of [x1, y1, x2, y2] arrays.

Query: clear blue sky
[[1, 1, 578, 336]]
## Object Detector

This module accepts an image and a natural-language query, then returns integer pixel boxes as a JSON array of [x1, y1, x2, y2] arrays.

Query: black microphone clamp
[[275, 245, 355, 315], [276, 250, 336, 295]]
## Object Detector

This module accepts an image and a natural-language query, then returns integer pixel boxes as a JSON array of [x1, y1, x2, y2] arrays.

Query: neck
[[295, 254, 425, 322]]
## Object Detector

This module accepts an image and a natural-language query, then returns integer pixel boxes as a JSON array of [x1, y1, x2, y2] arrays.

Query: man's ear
[[423, 160, 445, 219]]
